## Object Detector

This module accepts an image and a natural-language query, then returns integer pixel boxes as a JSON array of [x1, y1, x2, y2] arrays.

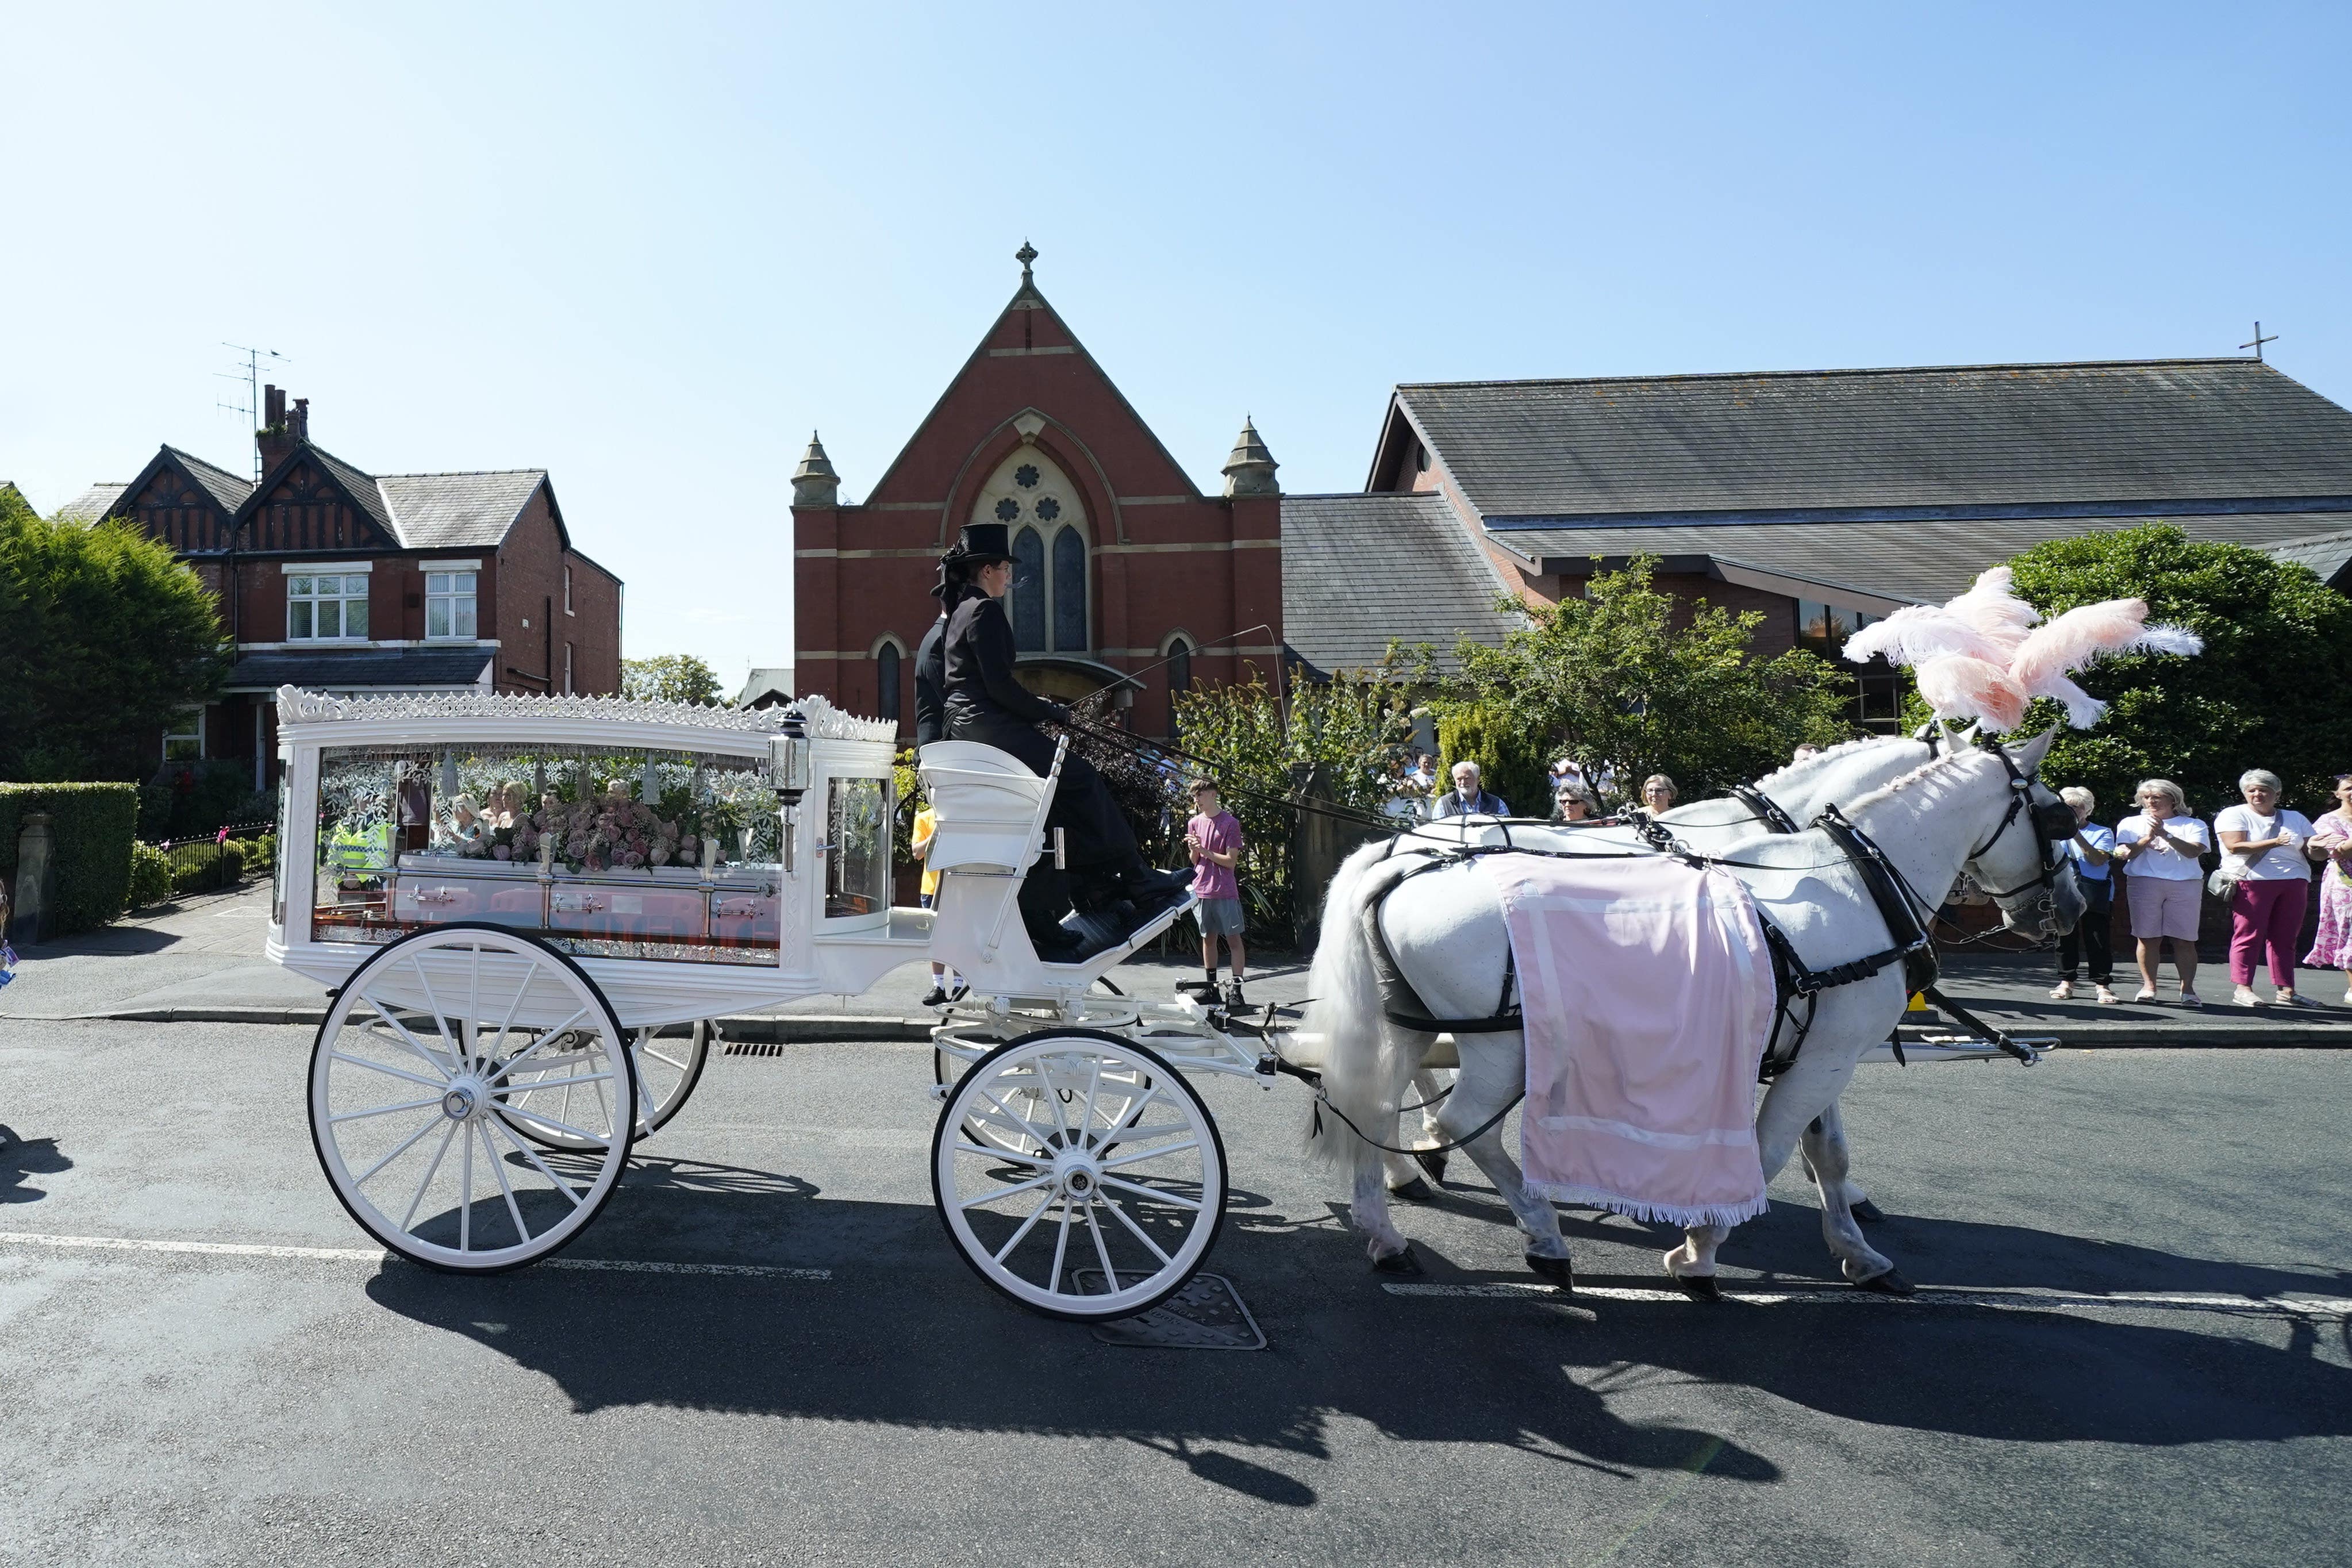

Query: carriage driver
[[937, 521, 1189, 959]]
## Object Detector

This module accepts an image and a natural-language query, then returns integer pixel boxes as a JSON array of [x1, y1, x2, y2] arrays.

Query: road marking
[[1383, 1279, 2352, 1317], [0, 1230, 831, 1281]]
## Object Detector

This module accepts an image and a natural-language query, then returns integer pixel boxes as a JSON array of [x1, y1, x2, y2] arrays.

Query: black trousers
[[944, 702, 1141, 874], [2058, 881, 2113, 984]]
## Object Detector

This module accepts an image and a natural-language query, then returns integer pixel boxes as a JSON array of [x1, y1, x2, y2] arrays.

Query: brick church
[[795, 248, 2352, 740]]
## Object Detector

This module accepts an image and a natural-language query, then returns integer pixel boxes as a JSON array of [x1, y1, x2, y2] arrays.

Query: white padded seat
[[916, 741, 1059, 874]]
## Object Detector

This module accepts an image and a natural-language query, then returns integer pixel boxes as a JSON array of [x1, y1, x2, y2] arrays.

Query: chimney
[[257, 385, 300, 472], [290, 398, 309, 445]]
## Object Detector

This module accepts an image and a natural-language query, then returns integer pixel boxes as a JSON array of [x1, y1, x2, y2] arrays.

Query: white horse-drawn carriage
[[277, 685, 1283, 1321]]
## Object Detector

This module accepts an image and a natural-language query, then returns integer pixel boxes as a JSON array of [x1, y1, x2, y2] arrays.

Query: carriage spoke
[[466, 943, 483, 1074], [486, 1007, 590, 1082], [496, 1102, 614, 1147], [1047, 1201, 1075, 1293], [458, 1114, 474, 1251], [1102, 1139, 1197, 1170], [497, 1070, 613, 1095], [1100, 1174, 1203, 1211], [489, 1116, 585, 1208], [978, 1087, 1058, 1151], [480, 1124, 531, 1245], [401, 1123, 459, 1231], [1097, 1186, 1172, 1265], [352, 1114, 443, 1188], [328, 1052, 448, 1090], [409, 956, 460, 1070], [990, 1190, 1058, 1263], [952, 1140, 1052, 1167], [359, 992, 455, 1076], [1082, 1204, 1119, 1293], [960, 1171, 1055, 1209], [329, 1096, 446, 1125], [643, 1045, 691, 1073]]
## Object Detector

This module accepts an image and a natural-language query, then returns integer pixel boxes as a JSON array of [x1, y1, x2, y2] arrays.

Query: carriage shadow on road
[[358, 1151, 2352, 1494], [0, 1128, 71, 1203]]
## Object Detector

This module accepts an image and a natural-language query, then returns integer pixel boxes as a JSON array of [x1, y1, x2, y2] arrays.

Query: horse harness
[[1360, 744, 2066, 1080]]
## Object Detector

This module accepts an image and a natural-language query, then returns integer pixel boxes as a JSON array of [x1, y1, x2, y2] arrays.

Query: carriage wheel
[[504, 1018, 713, 1150], [932, 1029, 1226, 1321], [307, 923, 636, 1274]]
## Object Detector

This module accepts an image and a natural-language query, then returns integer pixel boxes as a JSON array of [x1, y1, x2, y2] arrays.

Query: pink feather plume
[[1913, 654, 2029, 731], [2009, 599, 2205, 727], [1941, 567, 2040, 657], [1841, 605, 2011, 669]]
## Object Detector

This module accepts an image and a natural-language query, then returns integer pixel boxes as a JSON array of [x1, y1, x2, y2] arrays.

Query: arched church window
[[1166, 637, 1192, 737], [1052, 527, 1087, 653], [1010, 527, 1047, 651], [875, 641, 902, 724]]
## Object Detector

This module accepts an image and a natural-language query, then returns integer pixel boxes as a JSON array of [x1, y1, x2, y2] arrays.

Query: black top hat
[[941, 521, 1016, 567]]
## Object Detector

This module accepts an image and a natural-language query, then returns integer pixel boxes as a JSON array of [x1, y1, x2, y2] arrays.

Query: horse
[[1377, 732, 1959, 1213], [1301, 727, 2084, 1294]]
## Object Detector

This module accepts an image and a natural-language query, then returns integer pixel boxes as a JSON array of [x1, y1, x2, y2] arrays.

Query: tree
[[621, 654, 724, 707], [2003, 525, 2352, 816], [0, 493, 228, 782], [1435, 557, 1854, 804]]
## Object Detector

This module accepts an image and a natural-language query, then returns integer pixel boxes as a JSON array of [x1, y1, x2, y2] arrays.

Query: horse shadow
[[360, 1151, 2352, 1496], [0, 1128, 71, 1203]]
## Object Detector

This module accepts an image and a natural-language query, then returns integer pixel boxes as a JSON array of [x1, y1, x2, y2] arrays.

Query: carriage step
[[1082, 1272, 1266, 1350]]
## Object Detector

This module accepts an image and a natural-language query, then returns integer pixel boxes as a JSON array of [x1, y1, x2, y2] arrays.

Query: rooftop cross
[[2240, 320, 2280, 362], [1016, 240, 1037, 282]]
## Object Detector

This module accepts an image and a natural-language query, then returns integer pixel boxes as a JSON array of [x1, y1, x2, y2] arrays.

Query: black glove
[[1047, 702, 1074, 725]]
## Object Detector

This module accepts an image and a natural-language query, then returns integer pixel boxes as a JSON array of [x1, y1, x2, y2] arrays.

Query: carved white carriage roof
[[274, 684, 894, 743]]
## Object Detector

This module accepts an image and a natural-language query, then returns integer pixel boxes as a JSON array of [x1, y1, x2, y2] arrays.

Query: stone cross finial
[[1016, 240, 1038, 281], [1221, 414, 1280, 498], [793, 431, 841, 509]]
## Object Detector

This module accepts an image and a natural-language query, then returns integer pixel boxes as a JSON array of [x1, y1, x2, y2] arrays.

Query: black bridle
[[1961, 741, 2077, 910]]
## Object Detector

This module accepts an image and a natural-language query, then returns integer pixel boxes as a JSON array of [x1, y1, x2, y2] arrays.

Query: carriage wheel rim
[[308, 923, 635, 1273], [932, 1031, 1225, 1321]]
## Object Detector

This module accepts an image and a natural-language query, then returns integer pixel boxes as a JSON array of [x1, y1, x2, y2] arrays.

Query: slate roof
[[164, 445, 257, 512], [1282, 492, 1514, 675], [2268, 526, 2352, 589], [1395, 359, 2352, 523], [1502, 511, 2352, 608], [221, 646, 494, 692], [55, 483, 129, 522], [375, 470, 549, 551]]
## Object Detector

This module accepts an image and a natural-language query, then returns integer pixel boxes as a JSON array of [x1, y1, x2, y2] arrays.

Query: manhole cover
[[1077, 1272, 1266, 1350]]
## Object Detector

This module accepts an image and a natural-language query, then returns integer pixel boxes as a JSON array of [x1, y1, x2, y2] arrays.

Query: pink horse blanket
[[1473, 852, 1773, 1229]]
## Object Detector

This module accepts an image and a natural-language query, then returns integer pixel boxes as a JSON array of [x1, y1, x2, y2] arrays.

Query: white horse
[[1378, 732, 1960, 1214], [1303, 728, 2082, 1294]]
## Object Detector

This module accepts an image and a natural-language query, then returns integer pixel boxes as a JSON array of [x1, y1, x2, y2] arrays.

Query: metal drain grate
[[1078, 1272, 1266, 1350], [722, 1041, 792, 1058]]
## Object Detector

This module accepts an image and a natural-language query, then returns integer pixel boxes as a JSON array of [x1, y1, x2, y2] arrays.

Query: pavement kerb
[[63, 1006, 2352, 1049]]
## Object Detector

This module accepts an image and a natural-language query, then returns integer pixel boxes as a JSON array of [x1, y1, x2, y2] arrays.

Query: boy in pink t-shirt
[[1186, 779, 1248, 1006]]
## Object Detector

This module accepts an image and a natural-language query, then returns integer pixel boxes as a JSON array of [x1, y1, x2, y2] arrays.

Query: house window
[[875, 640, 902, 723], [163, 708, 203, 763], [425, 571, 478, 640], [287, 574, 368, 640], [564, 643, 575, 694], [1166, 637, 1193, 737], [564, 564, 573, 614]]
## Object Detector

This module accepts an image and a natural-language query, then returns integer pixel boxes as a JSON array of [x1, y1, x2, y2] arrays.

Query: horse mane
[[1839, 745, 1992, 815], [1751, 733, 1912, 793]]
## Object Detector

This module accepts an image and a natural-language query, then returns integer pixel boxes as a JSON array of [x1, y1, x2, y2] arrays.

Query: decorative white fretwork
[[791, 694, 898, 743], [275, 684, 808, 733]]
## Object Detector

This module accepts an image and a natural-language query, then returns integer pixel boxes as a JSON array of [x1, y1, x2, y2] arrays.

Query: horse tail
[[1301, 838, 1417, 1180]]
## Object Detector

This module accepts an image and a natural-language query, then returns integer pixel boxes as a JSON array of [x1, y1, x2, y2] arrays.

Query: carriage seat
[[914, 741, 1061, 874]]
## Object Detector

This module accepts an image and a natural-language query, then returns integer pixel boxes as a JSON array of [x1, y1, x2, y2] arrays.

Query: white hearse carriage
[[275, 686, 1266, 1321]]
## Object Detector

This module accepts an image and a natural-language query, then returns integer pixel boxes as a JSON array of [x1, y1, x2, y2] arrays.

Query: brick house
[[63, 388, 622, 786]]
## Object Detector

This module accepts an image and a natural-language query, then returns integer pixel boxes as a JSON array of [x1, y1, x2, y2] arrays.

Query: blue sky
[[3, 2, 2345, 683]]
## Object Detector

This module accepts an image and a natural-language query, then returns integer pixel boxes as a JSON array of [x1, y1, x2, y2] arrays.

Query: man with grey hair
[[1432, 759, 1511, 819], [2051, 785, 2117, 1004], [2215, 767, 2318, 1006]]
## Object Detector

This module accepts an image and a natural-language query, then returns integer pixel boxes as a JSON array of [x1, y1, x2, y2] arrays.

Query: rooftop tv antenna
[[216, 343, 291, 477], [2240, 321, 2280, 363]]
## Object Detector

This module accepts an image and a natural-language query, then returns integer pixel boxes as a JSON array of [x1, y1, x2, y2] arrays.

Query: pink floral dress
[[2304, 809, 2352, 968]]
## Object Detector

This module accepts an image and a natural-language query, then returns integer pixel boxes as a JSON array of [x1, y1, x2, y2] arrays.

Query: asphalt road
[[2, 1018, 2347, 1567]]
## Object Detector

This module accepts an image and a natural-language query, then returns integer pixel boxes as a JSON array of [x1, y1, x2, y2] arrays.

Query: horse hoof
[[1850, 1198, 1886, 1224], [1389, 1177, 1434, 1204], [1414, 1150, 1448, 1187], [1671, 1274, 1724, 1303], [1371, 1244, 1422, 1276], [1856, 1267, 1915, 1297], [1524, 1251, 1575, 1292]]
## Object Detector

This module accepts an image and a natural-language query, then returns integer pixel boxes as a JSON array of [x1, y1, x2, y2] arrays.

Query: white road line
[[1383, 1280, 2352, 1317], [0, 1230, 831, 1281]]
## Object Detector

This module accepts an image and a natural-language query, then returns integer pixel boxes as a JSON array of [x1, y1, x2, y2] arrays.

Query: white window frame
[[163, 706, 204, 763], [285, 567, 371, 642], [564, 641, 574, 694], [422, 562, 480, 642], [564, 564, 574, 615]]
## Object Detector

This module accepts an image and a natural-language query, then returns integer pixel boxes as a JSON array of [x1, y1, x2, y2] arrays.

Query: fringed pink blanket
[[1473, 852, 1773, 1229]]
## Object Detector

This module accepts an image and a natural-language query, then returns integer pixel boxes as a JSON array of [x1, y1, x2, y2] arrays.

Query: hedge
[[0, 782, 140, 935], [126, 842, 173, 909]]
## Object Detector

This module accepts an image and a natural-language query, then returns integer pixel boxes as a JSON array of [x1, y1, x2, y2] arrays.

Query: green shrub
[[1434, 703, 1551, 817], [0, 782, 140, 933], [126, 843, 173, 909], [162, 841, 248, 896], [147, 761, 272, 840], [228, 834, 274, 878]]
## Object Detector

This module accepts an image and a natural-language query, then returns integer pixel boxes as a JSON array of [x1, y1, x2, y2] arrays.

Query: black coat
[[913, 613, 949, 749], [943, 595, 1066, 729]]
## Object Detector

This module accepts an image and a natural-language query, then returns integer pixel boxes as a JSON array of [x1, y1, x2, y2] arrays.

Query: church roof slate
[[1393, 359, 2352, 523], [1282, 491, 1515, 675]]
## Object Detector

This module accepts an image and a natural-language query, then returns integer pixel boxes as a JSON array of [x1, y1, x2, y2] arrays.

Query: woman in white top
[[2213, 768, 2318, 1006], [2111, 778, 2211, 1006]]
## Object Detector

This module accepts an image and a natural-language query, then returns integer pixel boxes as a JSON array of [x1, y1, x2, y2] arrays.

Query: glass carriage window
[[425, 571, 478, 639], [289, 574, 369, 641], [825, 775, 890, 920], [1051, 526, 1087, 651], [1010, 526, 1047, 651]]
